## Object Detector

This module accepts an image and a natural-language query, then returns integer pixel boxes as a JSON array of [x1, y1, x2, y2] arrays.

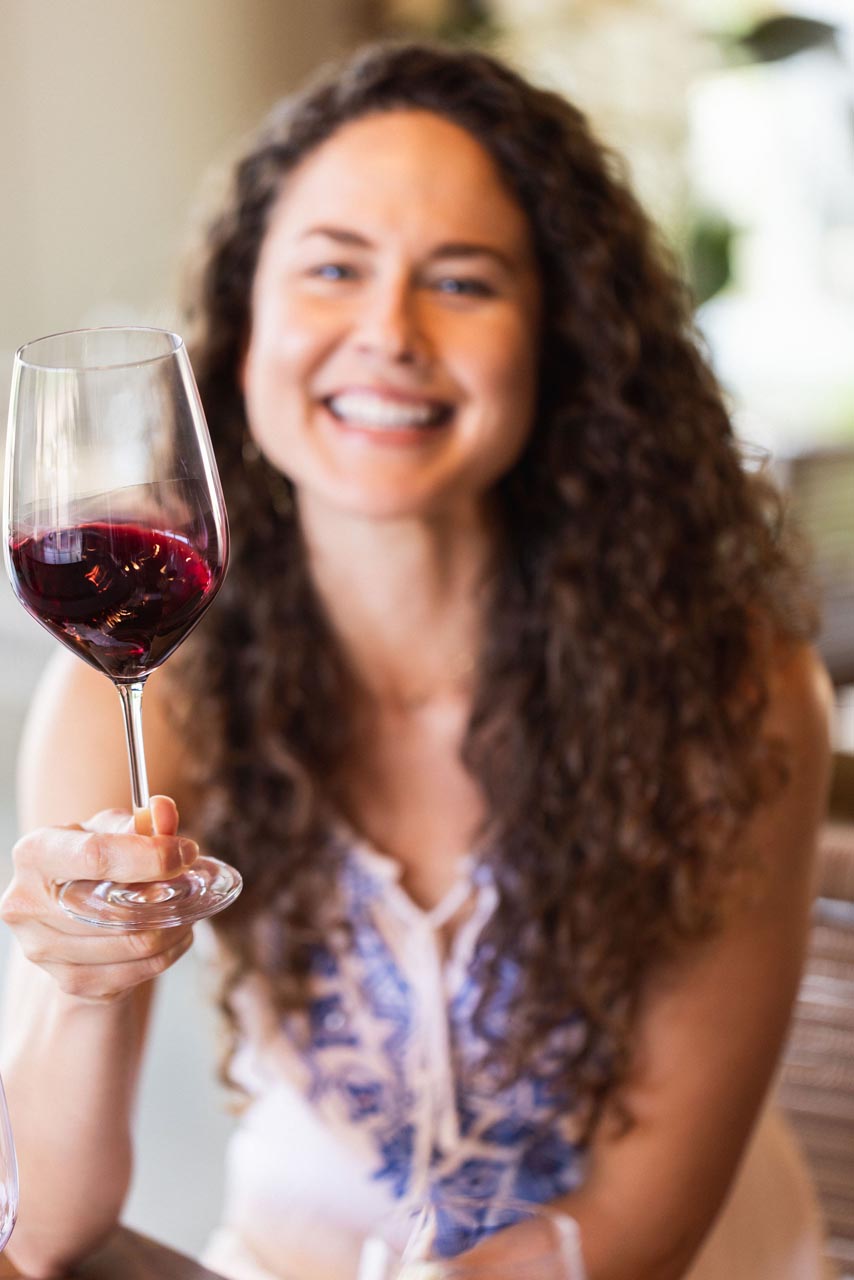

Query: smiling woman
[[0, 38, 831, 1280]]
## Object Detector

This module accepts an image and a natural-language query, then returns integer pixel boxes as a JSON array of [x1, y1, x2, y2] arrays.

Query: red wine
[[8, 522, 224, 681]]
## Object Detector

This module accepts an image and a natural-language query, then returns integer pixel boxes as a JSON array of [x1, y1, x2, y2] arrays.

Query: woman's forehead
[[264, 109, 534, 250]]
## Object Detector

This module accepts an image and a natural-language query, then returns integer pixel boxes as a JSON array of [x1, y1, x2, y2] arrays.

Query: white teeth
[[327, 391, 445, 429]]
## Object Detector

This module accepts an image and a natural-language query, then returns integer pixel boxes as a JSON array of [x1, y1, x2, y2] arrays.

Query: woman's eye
[[433, 276, 494, 298], [308, 262, 357, 282]]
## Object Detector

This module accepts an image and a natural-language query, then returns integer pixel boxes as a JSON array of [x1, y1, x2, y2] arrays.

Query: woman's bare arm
[[0, 653, 192, 1277], [554, 644, 833, 1280]]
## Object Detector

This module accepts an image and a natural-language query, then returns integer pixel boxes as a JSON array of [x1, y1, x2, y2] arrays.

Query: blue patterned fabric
[[275, 841, 588, 1249]]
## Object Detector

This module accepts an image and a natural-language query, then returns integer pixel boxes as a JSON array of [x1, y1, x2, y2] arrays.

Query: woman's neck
[[298, 498, 496, 712]]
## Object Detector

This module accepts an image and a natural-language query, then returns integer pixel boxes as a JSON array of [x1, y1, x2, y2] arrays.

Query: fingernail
[[179, 839, 199, 866]]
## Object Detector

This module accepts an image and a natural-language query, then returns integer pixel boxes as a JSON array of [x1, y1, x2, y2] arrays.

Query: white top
[[201, 837, 829, 1280]]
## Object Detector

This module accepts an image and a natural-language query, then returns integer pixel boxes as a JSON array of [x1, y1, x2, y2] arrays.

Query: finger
[[149, 795, 179, 837], [15, 922, 194, 966], [40, 930, 194, 1002], [11, 825, 199, 887]]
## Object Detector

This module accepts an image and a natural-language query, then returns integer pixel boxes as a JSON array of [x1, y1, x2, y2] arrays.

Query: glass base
[[57, 855, 242, 929]]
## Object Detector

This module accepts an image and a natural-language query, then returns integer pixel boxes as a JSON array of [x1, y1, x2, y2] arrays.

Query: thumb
[[148, 795, 180, 838]]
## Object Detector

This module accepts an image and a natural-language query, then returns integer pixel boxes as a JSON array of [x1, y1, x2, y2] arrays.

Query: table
[[0, 1227, 227, 1279]]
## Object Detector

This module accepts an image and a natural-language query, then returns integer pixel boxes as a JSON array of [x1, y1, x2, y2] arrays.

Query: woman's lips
[[323, 388, 452, 431]]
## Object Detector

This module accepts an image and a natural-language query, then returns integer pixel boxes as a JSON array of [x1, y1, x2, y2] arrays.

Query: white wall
[[0, 0, 371, 400], [0, 0, 366, 1258]]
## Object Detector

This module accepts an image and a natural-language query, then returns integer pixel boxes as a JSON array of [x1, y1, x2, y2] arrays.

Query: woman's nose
[[354, 278, 429, 364]]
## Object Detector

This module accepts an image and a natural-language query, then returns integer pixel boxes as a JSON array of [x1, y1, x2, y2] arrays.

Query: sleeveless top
[[201, 834, 829, 1280]]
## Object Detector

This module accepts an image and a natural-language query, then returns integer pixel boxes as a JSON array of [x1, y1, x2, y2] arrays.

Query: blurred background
[[0, 0, 852, 1260]]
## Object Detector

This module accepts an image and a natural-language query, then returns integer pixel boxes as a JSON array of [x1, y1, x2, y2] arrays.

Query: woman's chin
[[296, 477, 478, 527]]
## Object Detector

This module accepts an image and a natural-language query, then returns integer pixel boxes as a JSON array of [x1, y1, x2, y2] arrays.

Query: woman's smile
[[322, 386, 454, 435]]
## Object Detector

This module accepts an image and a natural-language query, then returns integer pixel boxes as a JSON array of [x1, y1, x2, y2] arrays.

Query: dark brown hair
[[175, 40, 814, 1134]]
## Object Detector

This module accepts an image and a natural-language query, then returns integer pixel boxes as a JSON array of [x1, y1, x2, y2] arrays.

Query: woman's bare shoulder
[[737, 641, 833, 892], [763, 640, 833, 753], [18, 651, 195, 830]]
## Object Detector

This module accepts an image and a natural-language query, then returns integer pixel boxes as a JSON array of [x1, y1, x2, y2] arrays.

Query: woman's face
[[242, 108, 542, 523]]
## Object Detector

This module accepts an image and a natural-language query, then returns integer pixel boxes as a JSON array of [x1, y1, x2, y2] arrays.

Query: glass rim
[[735, 438, 774, 475], [15, 325, 184, 373]]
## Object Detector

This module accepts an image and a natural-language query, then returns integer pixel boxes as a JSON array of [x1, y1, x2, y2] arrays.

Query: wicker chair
[[777, 757, 854, 1279]]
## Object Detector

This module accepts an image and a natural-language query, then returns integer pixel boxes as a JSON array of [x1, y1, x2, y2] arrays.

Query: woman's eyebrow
[[300, 225, 373, 247], [429, 241, 516, 271]]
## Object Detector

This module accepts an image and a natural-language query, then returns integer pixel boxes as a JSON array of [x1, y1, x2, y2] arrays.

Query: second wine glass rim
[[15, 325, 185, 373]]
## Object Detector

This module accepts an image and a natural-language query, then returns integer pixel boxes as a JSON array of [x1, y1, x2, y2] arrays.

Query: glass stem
[[116, 681, 152, 835]]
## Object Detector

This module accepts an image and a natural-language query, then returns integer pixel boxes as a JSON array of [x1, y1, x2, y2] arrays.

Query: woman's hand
[[0, 795, 196, 1004]]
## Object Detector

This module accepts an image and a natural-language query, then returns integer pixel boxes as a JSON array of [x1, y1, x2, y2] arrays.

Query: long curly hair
[[173, 40, 815, 1135]]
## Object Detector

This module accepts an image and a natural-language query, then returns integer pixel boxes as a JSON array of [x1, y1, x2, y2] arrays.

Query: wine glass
[[358, 1194, 587, 1279], [3, 326, 242, 929], [0, 1073, 18, 1252]]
